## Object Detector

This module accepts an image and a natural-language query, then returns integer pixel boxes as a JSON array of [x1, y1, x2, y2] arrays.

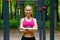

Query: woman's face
[[25, 6, 32, 17]]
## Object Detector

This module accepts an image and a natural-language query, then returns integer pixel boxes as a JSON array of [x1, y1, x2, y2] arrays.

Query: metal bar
[[41, 0, 46, 40], [38, 0, 43, 40], [50, 0, 54, 40], [3, 0, 9, 40], [42, 10, 46, 40], [36, 0, 38, 20]]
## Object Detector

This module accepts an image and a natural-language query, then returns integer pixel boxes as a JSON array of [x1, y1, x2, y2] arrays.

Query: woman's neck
[[26, 16, 31, 19]]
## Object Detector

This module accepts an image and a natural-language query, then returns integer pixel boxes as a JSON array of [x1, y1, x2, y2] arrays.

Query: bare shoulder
[[33, 18, 37, 21], [21, 18, 24, 20], [20, 18, 24, 21]]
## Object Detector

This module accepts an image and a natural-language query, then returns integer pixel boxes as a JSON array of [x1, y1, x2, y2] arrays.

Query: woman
[[20, 5, 38, 40]]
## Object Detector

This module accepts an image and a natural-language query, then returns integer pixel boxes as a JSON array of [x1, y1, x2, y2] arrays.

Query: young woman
[[20, 5, 38, 40]]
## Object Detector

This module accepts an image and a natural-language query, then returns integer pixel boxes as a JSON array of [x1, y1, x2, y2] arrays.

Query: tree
[[54, 0, 58, 30]]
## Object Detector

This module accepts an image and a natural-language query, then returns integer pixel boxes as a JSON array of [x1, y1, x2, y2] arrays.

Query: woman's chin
[[28, 15, 30, 16]]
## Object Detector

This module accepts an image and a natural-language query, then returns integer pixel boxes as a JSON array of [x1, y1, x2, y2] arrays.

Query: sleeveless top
[[23, 18, 34, 28]]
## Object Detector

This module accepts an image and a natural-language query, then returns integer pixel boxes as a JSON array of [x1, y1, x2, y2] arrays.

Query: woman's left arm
[[28, 18, 38, 31], [33, 18, 38, 30]]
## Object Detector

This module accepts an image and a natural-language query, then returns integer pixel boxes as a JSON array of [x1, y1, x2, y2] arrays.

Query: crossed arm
[[19, 18, 38, 33]]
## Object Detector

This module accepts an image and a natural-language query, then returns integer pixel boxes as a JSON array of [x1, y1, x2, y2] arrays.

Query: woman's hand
[[20, 28, 27, 33], [20, 26, 37, 33]]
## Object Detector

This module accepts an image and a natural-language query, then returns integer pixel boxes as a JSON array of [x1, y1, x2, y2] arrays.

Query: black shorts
[[21, 36, 36, 40]]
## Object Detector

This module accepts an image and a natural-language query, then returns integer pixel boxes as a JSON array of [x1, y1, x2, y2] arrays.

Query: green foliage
[[0, 0, 3, 14], [1, 20, 4, 29], [9, 19, 17, 29], [46, 20, 50, 30], [1, 19, 17, 29], [45, 0, 50, 7], [58, 0, 60, 20], [1, 20, 60, 31], [57, 22, 60, 31], [0, 0, 60, 31]]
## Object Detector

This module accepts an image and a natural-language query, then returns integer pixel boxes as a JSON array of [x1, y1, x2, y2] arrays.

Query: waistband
[[22, 36, 35, 39]]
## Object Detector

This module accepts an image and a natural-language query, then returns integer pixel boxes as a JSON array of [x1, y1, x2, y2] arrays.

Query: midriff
[[22, 30, 35, 38]]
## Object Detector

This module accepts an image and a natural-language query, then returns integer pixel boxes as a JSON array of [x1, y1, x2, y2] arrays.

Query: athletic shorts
[[21, 36, 36, 40]]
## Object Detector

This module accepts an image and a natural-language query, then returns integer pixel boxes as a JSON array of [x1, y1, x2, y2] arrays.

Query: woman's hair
[[25, 5, 32, 9], [25, 5, 33, 17]]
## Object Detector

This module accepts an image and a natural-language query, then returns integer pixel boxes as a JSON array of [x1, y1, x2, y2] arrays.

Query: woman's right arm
[[19, 18, 27, 33]]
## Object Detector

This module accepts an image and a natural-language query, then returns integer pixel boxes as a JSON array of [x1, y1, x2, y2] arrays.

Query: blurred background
[[0, 0, 60, 40]]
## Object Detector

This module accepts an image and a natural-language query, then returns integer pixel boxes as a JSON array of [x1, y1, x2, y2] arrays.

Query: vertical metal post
[[50, 0, 54, 40], [36, 0, 38, 20], [3, 0, 9, 40], [38, 0, 43, 40], [41, 0, 46, 40]]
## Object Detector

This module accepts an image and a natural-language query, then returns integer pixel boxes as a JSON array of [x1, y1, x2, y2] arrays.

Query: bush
[[9, 19, 17, 29], [46, 20, 50, 30], [1, 19, 17, 29], [1, 20, 60, 30], [57, 22, 60, 31], [1, 20, 4, 29]]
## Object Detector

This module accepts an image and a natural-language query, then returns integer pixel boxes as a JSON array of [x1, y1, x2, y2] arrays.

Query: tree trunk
[[20, 4, 24, 18], [54, 0, 58, 30]]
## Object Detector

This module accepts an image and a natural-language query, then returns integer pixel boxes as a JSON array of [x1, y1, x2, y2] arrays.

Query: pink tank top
[[23, 18, 34, 28]]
